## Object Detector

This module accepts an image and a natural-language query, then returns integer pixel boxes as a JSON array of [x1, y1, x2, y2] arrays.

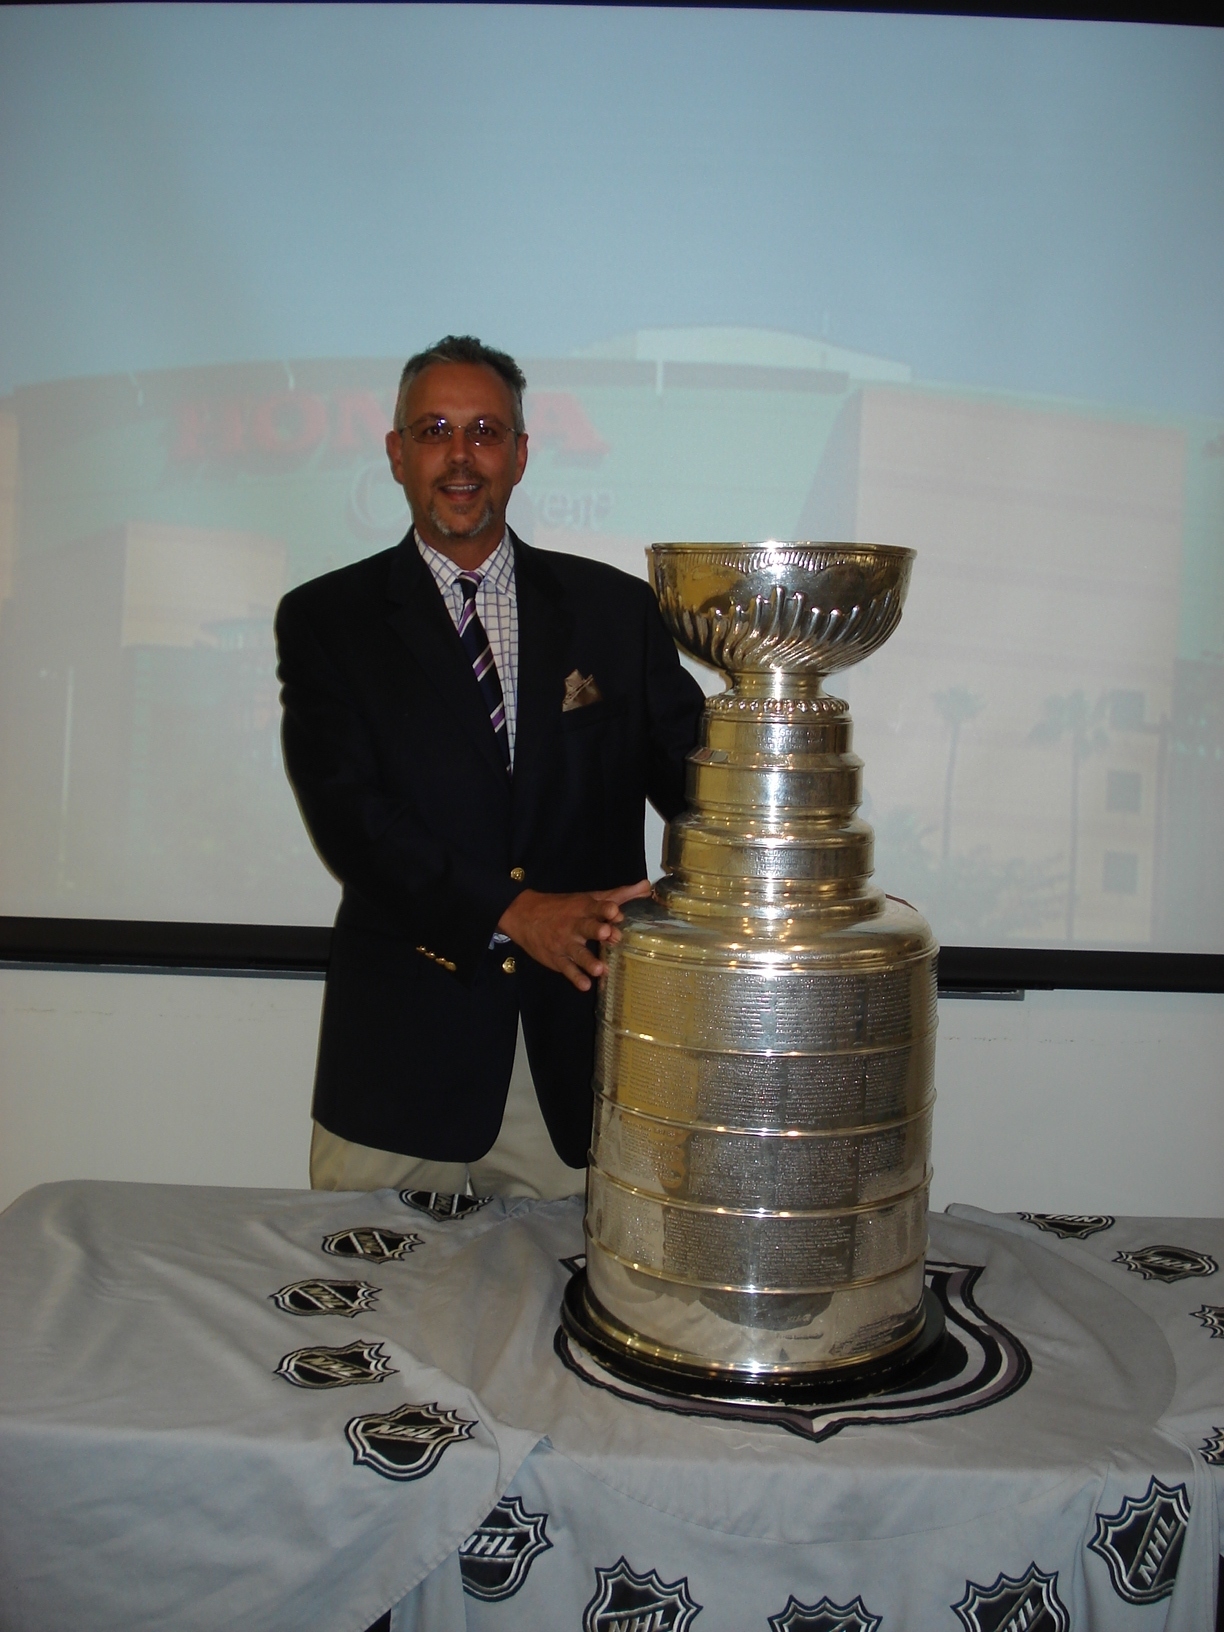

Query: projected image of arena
[[0, 5, 1220, 952]]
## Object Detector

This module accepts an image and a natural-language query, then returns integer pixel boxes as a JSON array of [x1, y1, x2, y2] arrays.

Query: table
[[0, 1181, 1220, 1631]]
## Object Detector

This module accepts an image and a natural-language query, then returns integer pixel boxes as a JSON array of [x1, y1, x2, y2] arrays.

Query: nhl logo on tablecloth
[[269, 1279, 380, 1317], [345, 1401, 474, 1481], [321, 1227, 422, 1261], [952, 1564, 1068, 1632], [459, 1494, 552, 1600], [768, 1593, 881, 1631], [1192, 1303, 1224, 1338], [1088, 1477, 1189, 1604], [274, 1340, 395, 1389], [1113, 1244, 1218, 1283], [582, 1557, 701, 1632], [400, 1190, 492, 1221], [1017, 1213, 1114, 1240]]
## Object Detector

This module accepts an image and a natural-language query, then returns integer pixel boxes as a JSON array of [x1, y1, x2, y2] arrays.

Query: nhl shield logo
[[1088, 1477, 1189, 1603], [1192, 1303, 1224, 1338], [557, 1260, 1030, 1447], [1114, 1244, 1218, 1283], [459, 1494, 552, 1600], [582, 1557, 701, 1632], [275, 1340, 395, 1389], [269, 1279, 380, 1317], [1200, 1428, 1224, 1466], [400, 1190, 492, 1221], [953, 1564, 1069, 1632], [768, 1593, 881, 1632], [1018, 1213, 1114, 1240], [346, 1401, 474, 1481], [321, 1227, 422, 1261]]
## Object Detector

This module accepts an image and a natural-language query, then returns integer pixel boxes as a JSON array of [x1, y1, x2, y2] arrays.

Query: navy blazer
[[275, 530, 704, 1166]]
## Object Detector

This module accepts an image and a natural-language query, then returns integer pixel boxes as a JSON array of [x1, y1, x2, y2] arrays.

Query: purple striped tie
[[456, 572, 511, 772]]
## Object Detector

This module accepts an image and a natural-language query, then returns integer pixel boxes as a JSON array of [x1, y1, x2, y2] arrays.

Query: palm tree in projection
[[933, 686, 984, 868], [1029, 691, 1109, 941]]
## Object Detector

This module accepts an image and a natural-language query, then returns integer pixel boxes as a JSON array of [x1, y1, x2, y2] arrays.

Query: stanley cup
[[571, 542, 939, 1390]]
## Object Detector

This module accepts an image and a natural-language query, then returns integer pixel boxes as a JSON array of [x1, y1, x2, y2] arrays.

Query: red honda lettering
[[526, 393, 610, 463], [171, 397, 247, 462], [332, 390, 391, 453], [250, 392, 328, 456]]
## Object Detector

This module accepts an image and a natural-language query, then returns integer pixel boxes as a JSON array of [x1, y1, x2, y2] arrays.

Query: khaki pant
[[310, 1019, 586, 1199]]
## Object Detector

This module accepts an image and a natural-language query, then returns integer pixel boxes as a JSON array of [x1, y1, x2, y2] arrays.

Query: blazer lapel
[[510, 535, 572, 847], [384, 534, 512, 787]]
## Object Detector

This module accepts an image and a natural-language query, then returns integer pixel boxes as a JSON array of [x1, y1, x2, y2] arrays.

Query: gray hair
[[393, 335, 527, 433]]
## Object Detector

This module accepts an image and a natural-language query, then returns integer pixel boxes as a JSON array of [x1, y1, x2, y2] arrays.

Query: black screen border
[[0, 917, 1219, 993]]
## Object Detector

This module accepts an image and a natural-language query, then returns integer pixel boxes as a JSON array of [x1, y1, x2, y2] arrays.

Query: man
[[275, 336, 703, 1197]]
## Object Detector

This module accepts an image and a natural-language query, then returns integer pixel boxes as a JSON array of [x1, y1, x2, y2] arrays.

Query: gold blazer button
[[509, 866, 525, 882], [501, 955, 517, 975]]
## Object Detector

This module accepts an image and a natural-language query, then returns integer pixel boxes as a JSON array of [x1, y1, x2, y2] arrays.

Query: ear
[[385, 428, 405, 485], [512, 432, 529, 486]]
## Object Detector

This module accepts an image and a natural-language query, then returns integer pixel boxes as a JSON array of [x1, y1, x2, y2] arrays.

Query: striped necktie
[[456, 572, 511, 772]]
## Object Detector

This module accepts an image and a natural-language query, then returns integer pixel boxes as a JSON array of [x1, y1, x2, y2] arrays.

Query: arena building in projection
[[0, 327, 1220, 950]]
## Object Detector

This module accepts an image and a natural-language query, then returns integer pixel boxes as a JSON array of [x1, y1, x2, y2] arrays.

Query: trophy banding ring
[[561, 542, 946, 1403]]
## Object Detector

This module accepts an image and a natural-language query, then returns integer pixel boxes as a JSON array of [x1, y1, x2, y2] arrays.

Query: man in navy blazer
[[276, 337, 703, 1195]]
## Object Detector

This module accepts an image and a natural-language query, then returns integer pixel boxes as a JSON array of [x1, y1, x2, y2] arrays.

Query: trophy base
[[561, 1270, 948, 1406]]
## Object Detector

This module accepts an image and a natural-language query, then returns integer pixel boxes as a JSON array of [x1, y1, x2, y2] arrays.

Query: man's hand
[[497, 880, 651, 992]]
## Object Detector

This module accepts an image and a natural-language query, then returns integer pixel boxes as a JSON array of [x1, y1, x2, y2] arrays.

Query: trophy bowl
[[649, 541, 914, 675]]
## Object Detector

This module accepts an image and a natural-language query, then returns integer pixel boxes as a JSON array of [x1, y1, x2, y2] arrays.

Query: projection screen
[[0, 3, 1221, 953]]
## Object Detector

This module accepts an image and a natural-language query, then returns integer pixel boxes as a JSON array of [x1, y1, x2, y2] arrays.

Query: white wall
[[0, 967, 319, 1209], [931, 987, 1224, 1216], [0, 966, 1221, 1218]]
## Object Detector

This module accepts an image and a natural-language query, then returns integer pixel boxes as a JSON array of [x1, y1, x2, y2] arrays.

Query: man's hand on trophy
[[498, 881, 651, 991]]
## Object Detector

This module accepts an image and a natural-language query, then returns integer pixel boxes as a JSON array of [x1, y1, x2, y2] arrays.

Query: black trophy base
[[561, 1270, 949, 1407]]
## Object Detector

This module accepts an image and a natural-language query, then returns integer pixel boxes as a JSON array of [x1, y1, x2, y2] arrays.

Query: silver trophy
[[563, 542, 941, 1398]]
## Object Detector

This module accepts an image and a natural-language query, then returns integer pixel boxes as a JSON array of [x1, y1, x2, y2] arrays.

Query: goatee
[[430, 499, 494, 540]]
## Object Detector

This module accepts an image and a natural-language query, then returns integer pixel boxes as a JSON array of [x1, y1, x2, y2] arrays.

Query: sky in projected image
[[0, 4, 1221, 413]]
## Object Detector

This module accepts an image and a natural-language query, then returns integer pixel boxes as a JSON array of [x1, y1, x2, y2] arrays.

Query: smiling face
[[385, 361, 529, 567]]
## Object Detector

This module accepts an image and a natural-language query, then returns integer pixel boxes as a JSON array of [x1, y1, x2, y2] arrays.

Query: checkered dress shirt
[[415, 529, 519, 766]]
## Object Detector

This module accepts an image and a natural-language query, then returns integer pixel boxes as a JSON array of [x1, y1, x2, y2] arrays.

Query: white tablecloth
[[0, 1181, 1220, 1631]]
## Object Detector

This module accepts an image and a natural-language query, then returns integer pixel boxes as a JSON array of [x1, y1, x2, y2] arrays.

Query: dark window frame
[[1105, 770, 1143, 815], [1102, 850, 1141, 894]]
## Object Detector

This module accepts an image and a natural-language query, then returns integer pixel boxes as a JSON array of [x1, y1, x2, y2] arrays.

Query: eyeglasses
[[402, 415, 517, 448]]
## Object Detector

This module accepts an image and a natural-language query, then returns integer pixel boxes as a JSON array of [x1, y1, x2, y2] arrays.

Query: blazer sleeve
[[275, 590, 521, 981]]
